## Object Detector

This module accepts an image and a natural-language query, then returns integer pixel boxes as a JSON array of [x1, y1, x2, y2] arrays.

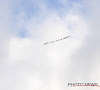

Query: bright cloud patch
[[0, 0, 100, 90], [6, 12, 88, 90]]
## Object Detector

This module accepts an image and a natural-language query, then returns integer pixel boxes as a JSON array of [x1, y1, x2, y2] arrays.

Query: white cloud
[[5, 12, 88, 90], [1, 0, 100, 90]]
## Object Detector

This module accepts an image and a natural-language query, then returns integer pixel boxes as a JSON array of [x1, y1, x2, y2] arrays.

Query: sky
[[0, 0, 100, 90]]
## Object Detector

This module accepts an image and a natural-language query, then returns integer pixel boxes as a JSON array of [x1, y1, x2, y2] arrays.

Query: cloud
[[1, 0, 100, 90], [5, 12, 88, 90], [67, 1, 100, 90], [0, 0, 12, 61]]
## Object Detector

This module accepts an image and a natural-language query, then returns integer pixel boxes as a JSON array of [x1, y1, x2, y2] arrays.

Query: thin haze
[[0, 0, 100, 90]]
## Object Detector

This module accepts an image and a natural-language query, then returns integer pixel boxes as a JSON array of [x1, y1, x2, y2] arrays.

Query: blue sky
[[13, 0, 83, 16], [12, 0, 85, 38]]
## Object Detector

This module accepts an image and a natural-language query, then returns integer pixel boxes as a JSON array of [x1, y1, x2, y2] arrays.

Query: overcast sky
[[0, 0, 100, 90]]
